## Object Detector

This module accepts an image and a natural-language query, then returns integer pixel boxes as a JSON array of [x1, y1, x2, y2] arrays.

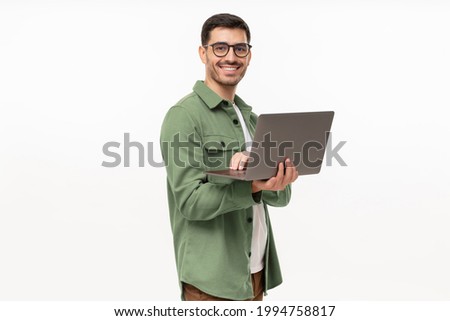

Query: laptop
[[205, 111, 335, 181]]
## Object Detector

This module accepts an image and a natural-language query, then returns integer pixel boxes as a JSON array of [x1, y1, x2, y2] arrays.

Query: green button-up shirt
[[160, 81, 291, 300]]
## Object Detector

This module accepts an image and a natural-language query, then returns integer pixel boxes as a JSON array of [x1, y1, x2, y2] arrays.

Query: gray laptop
[[205, 111, 334, 181]]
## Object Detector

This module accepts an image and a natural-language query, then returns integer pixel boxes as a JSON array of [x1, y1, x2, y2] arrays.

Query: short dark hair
[[201, 13, 251, 46]]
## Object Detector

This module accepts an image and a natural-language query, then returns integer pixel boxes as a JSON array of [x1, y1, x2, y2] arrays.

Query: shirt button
[[220, 141, 225, 147], [249, 251, 252, 257], [233, 119, 239, 125], [247, 217, 253, 223]]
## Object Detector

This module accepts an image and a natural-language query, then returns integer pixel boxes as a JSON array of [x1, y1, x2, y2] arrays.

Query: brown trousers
[[183, 270, 264, 301]]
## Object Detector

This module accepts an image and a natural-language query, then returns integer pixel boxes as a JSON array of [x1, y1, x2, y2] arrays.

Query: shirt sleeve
[[262, 185, 292, 207], [160, 106, 260, 221]]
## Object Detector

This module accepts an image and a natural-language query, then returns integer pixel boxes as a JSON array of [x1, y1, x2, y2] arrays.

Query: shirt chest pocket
[[203, 135, 241, 170]]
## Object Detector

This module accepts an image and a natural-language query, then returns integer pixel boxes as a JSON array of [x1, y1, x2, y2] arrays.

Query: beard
[[210, 68, 246, 87], [206, 59, 248, 87]]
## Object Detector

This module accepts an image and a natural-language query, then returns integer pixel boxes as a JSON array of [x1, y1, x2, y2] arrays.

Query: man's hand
[[229, 151, 250, 170], [230, 152, 299, 193], [251, 159, 299, 193]]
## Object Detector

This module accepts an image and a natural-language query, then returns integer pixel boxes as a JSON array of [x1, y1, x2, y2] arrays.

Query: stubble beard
[[209, 65, 247, 87]]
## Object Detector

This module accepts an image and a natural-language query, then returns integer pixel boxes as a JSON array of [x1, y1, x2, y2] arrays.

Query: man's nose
[[223, 47, 238, 61]]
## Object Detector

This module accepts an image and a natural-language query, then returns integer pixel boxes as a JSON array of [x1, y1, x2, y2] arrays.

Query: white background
[[1, 0, 449, 301]]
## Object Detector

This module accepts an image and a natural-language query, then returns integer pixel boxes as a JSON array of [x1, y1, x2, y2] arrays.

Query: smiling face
[[199, 27, 251, 96]]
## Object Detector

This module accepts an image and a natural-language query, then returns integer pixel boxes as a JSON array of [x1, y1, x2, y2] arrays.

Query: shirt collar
[[193, 80, 253, 112]]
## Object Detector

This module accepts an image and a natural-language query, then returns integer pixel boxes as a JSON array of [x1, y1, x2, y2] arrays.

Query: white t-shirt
[[233, 103, 267, 273]]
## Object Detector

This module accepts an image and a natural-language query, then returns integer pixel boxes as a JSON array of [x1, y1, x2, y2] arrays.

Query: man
[[160, 13, 298, 301]]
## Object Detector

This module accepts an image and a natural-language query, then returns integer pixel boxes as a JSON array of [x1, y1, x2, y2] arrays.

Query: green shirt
[[160, 81, 291, 300]]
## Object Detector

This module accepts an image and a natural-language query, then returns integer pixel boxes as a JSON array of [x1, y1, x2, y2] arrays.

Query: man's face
[[199, 27, 251, 88]]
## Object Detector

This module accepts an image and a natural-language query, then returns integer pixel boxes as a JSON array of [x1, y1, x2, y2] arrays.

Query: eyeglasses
[[203, 42, 252, 58]]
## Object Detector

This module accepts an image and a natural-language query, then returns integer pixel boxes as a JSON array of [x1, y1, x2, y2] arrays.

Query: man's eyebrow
[[213, 41, 248, 45]]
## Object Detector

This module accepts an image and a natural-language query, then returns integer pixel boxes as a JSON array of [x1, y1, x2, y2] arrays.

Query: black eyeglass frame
[[203, 42, 252, 58]]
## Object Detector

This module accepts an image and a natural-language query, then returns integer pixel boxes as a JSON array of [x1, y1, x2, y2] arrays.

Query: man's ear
[[198, 45, 207, 64], [247, 50, 252, 66]]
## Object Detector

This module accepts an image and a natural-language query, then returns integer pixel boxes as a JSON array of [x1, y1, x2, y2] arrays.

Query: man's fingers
[[230, 152, 249, 170], [277, 162, 284, 179], [253, 159, 299, 192], [282, 159, 295, 185], [272, 162, 284, 190], [230, 155, 239, 170], [239, 155, 249, 170], [263, 177, 277, 189], [238, 154, 249, 170]]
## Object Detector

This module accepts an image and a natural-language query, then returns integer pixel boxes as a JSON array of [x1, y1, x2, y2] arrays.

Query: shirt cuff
[[231, 180, 261, 207], [251, 191, 262, 203]]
